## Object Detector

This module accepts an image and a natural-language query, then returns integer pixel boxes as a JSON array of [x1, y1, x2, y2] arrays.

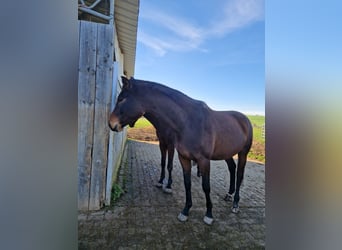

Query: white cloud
[[138, 32, 168, 56], [138, 0, 264, 56], [139, 8, 204, 43], [210, 0, 264, 36], [138, 31, 206, 57], [138, 8, 205, 56]]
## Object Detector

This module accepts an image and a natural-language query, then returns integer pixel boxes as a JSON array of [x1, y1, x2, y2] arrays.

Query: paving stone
[[79, 140, 265, 249]]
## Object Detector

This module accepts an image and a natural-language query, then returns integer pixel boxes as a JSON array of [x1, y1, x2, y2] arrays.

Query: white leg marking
[[203, 216, 214, 225], [177, 213, 188, 222], [231, 206, 240, 214]]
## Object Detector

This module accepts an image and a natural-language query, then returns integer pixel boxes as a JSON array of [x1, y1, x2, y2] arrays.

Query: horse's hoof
[[155, 182, 162, 188], [203, 216, 214, 225], [231, 206, 240, 214], [224, 194, 233, 202], [163, 187, 172, 194], [177, 213, 188, 222]]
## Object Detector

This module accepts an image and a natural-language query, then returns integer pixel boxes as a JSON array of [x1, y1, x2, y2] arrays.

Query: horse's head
[[109, 76, 144, 132]]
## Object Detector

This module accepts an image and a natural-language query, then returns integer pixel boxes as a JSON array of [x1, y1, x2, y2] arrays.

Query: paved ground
[[79, 140, 265, 249]]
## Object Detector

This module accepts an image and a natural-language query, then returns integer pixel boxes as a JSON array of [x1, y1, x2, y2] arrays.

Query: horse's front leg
[[177, 155, 192, 222], [163, 145, 174, 194], [199, 159, 213, 225], [156, 141, 167, 188]]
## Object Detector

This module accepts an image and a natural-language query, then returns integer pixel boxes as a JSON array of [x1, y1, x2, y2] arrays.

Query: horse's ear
[[121, 76, 132, 89]]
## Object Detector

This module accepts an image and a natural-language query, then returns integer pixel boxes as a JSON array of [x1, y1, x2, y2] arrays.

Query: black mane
[[132, 78, 210, 111]]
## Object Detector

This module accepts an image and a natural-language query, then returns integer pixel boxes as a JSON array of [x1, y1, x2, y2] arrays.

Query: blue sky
[[134, 0, 265, 115]]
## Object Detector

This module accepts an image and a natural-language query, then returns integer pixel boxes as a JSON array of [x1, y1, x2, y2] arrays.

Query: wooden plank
[[88, 23, 114, 210], [113, 25, 122, 62], [78, 21, 97, 210], [105, 62, 119, 205]]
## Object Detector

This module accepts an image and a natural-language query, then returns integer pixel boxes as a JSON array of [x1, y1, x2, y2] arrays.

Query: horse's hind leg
[[156, 141, 167, 188], [224, 158, 236, 202], [163, 145, 174, 193], [232, 152, 247, 213]]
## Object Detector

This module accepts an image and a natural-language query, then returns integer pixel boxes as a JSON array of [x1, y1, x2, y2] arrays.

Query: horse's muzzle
[[108, 120, 123, 132], [108, 121, 116, 131]]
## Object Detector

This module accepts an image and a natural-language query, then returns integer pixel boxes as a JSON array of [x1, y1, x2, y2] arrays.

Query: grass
[[110, 183, 124, 204], [131, 115, 265, 163], [109, 151, 128, 207], [247, 115, 265, 142], [133, 117, 152, 128], [247, 115, 265, 163]]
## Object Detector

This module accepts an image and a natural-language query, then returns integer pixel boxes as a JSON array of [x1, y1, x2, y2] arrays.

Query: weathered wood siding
[[78, 20, 127, 211], [78, 21, 97, 210], [105, 63, 127, 205]]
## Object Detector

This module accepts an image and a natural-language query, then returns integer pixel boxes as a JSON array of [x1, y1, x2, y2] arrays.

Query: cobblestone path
[[79, 140, 265, 249]]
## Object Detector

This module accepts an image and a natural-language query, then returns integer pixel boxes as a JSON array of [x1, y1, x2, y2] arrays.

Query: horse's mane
[[133, 78, 210, 110]]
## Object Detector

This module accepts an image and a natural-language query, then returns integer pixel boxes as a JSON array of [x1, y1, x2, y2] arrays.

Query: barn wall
[[78, 20, 127, 211], [104, 62, 127, 206]]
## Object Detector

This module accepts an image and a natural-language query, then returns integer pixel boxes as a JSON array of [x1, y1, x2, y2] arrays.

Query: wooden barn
[[78, 0, 140, 211]]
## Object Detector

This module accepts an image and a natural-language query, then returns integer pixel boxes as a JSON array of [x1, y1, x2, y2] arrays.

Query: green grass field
[[247, 115, 265, 143], [133, 117, 152, 128], [132, 115, 265, 163], [246, 115, 265, 163]]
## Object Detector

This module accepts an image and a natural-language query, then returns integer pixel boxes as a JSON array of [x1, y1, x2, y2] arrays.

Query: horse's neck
[[144, 106, 186, 133], [139, 89, 188, 133], [144, 113, 162, 131]]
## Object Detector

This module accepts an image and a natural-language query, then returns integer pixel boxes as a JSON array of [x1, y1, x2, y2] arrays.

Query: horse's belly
[[211, 150, 237, 160], [211, 140, 244, 160]]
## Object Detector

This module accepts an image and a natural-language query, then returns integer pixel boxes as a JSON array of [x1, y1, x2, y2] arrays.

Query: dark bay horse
[[109, 77, 253, 225]]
